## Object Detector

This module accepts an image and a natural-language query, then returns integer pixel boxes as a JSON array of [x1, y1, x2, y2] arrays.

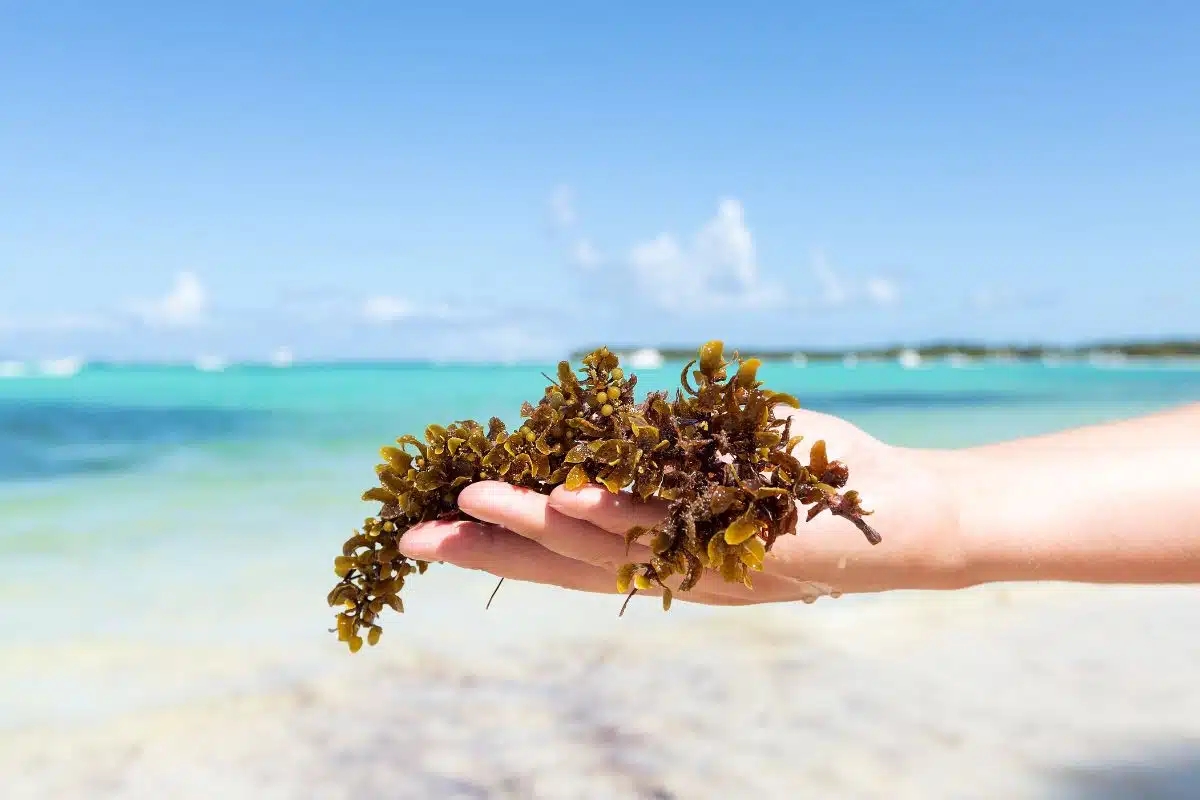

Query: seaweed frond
[[328, 341, 881, 651]]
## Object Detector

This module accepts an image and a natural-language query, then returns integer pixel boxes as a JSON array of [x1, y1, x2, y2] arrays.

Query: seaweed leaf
[[329, 339, 882, 652]]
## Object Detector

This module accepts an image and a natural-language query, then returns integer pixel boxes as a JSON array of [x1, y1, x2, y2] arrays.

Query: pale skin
[[397, 402, 1200, 605]]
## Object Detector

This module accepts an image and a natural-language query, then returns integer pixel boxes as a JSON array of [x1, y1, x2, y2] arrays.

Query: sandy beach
[[5, 581, 1199, 799], [7, 0, 1200, 794], [3, 362, 1197, 799]]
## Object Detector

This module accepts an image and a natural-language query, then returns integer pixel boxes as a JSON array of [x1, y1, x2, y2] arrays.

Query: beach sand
[[4, 582, 1200, 799]]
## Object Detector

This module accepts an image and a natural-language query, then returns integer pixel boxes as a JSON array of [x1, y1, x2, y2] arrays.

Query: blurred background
[[2, 3, 1198, 798]]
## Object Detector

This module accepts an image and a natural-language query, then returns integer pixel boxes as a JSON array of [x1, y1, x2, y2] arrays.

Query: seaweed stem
[[485, 577, 505, 609], [618, 588, 638, 617], [329, 339, 885, 652]]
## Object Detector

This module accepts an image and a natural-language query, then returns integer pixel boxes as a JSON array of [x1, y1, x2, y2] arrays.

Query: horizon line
[[1, 335, 1197, 371]]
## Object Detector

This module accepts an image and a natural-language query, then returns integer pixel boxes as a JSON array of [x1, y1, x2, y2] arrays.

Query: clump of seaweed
[[328, 341, 880, 652]]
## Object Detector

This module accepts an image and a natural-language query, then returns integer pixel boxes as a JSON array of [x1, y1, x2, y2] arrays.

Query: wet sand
[[5, 583, 1200, 799]]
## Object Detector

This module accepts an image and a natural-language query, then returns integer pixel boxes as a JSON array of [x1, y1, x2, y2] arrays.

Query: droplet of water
[[830, 590, 843, 599], [801, 594, 817, 604]]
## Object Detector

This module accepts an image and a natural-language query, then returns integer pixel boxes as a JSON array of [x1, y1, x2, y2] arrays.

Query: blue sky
[[1, 2, 1197, 361]]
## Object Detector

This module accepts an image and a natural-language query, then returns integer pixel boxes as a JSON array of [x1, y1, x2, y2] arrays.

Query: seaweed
[[328, 341, 881, 652]]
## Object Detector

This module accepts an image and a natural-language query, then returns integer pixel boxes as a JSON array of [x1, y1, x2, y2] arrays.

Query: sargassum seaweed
[[328, 340, 881, 652]]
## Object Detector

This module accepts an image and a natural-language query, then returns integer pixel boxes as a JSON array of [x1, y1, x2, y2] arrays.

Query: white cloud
[[695, 198, 757, 288], [475, 324, 562, 364], [548, 186, 605, 272], [133, 271, 207, 327], [549, 185, 577, 230], [571, 238, 602, 270], [810, 251, 849, 307], [5, 272, 208, 338], [362, 295, 416, 324], [630, 233, 683, 280], [969, 286, 1059, 313], [865, 277, 900, 306], [970, 287, 1014, 311], [804, 253, 900, 309], [394, 321, 564, 363], [362, 295, 483, 326], [0, 312, 116, 334], [628, 198, 781, 311], [547, 191, 899, 315]]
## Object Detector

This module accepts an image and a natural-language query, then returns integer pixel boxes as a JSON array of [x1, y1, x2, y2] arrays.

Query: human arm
[[946, 400, 1200, 586], [396, 402, 1200, 603]]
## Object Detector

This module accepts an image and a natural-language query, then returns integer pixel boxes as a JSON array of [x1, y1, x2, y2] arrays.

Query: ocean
[[2, 357, 1198, 732]]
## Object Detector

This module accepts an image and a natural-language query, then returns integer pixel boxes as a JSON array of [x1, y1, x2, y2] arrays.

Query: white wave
[[1041, 353, 1065, 367], [945, 352, 972, 368], [0, 360, 27, 378], [194, 355, 228, 372], [270, 347, 294, 368], [1087, 350, 1128, 369], [38, 356, 85, 377]]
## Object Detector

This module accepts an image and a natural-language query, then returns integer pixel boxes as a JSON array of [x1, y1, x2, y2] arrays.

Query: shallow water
[[1, 359, 1197, 729]]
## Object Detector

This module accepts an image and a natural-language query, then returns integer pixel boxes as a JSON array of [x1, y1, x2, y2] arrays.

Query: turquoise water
[[1, 359, 1197, 728]]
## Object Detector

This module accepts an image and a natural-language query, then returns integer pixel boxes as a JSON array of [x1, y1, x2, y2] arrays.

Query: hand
[[397, 406, 971, 606]]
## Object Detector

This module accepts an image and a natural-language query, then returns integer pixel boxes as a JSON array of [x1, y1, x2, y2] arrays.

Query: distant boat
[[897, 348, 922, 369], [945, 352, 972, 368], [194, 355, 228, 372], [626, 348, 664, 369], [842, 353, 859, 368], [0, 360, 27, 378], [1087, 350, 1127, 368], [791, 353, 808, 367], [270, 347, 294, 368], [38, 356, 84, 377], [1041, 353, 1065, 367]]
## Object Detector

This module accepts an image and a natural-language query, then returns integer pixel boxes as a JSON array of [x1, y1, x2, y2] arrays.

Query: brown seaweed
[[328, 341, 880, 652]]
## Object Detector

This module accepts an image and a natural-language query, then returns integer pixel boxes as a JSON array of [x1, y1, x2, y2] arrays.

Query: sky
[[1, 1, 1197, 362]]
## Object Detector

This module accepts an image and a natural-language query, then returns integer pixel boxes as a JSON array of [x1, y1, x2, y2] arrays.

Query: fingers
[[547, 484, 668, 534], [397, 520, 624, 594], [456, 482, 654, 569], [546, 483, 806, 590], [459, 481, 804, 601], [397, 519, 749, 605]]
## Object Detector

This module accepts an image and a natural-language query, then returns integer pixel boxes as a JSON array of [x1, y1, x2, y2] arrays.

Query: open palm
[[398, 406, 969, 606]]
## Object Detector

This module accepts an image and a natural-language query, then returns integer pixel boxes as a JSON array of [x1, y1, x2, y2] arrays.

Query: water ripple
[[0, 400, 272, 482]]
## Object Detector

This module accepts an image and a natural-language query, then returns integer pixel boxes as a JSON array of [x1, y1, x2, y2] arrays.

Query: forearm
[[938, 402, 1200, 586]]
